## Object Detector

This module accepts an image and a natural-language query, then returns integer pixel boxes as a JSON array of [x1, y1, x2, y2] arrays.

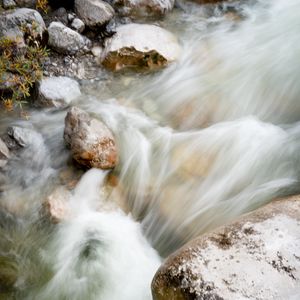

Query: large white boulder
[[101, 23, 181, 71], [152, 196, 300, 299]]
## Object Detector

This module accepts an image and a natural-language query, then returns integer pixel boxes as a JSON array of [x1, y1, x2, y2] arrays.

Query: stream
[[1, 0, 300, 299]]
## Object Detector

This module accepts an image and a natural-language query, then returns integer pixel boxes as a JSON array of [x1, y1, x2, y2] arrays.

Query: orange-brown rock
[[64, 107, 118, 169]]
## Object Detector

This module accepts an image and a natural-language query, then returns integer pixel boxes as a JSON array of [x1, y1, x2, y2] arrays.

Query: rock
[[34, 76, 81, 108], [0, 138, 10, 168], [48, 21, 91, 54], [152, 196, 300, 300], [3, 126, 40, 149], [101, 23, 181, 71], [42, 186, 71, 223], [74, 0, 114, 28], [0, 8, 46, 44], [111, 0, 175, 18], [64, 107, 118, 169], [3, 0, 16, 9], [71, 17, 85, 33]]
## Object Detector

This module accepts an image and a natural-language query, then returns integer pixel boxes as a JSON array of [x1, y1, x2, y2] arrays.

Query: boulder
[[0, 8, 46, 48], [111, 0, 175, 18], [101, 23, 181, 71], [74, 0, 114, 28], [0, 138, 10, 168], [152, 196, 300, 300], [34, 76, 81, 108], [64, 107, 118, 169], [48, 21, 91, 54]]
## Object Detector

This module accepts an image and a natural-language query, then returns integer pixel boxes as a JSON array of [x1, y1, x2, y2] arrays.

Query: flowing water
[[1, 0, 300, 299]]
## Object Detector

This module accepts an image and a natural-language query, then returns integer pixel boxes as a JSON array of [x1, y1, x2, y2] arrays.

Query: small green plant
[[0, 28, 49, 111]]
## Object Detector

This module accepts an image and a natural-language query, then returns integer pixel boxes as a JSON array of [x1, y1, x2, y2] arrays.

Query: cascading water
[[1, 0, 300, 299]]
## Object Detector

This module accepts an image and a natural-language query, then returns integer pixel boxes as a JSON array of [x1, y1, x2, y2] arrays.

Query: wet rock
[[48, 21, 91, 54], [101, 23, 181, 71], [3, 0, 16, 9], [152, 195, 300, 300], [34, 76, 81, 108], [42, 186, 71, 223], [71, 17, 85, 33], [3, 126, 41, 150], [0, 138, 10, 168], [64, 107, 118, 169], [111, 0, 175, 18], [74, 0, 114, 28], [0, 8, 46, 44]]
